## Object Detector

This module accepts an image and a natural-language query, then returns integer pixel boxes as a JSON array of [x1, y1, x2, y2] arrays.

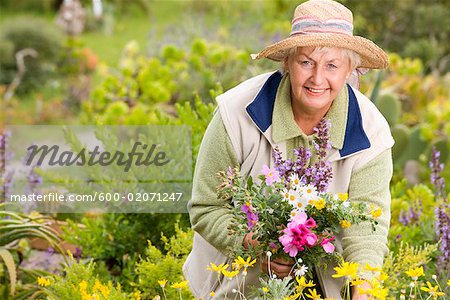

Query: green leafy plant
[[0, 204, 62, 297], [0, 17, 63, 94]]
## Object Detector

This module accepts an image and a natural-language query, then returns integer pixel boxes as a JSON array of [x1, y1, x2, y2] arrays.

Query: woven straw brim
[[254, 34, 388, 69]]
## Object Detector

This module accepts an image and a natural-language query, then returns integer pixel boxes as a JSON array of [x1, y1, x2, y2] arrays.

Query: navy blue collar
[[245, 72, 370, 157]]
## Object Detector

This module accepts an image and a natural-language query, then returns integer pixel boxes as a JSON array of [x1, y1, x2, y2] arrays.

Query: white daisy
[[289, 173, 301, 190], [294, 265, 309, 277], [298, 184, 318, 203]]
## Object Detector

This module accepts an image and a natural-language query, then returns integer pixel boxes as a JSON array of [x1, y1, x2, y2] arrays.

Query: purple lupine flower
[[435, 203, 450, 273], [74, 247, 83, 263], [292, 148, 311, 179], [430, 147, 450, 273], [430, 147, 446, 199], [25, 166, 43, 195], [271, 119, 333, 192], [313, 119, 332, 160], [305, 161, 333, 193], [273, 147, 293, 179], [0, 132, 14, 200], [399, 199, 423, 226]]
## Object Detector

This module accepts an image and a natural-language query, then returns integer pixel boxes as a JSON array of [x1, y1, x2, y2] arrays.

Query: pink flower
[[279, 212, 318, 257], [305, 233, 318, 246], [241, 203, 258, 230], [261, 165, 281, 186], [320, 237, 335, 253]]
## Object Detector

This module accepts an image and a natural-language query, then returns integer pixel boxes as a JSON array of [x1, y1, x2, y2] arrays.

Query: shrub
[[0, 17, 64, 94]]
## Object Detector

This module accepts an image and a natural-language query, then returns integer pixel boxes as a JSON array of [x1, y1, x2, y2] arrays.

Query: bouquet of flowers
[[218, 119, 380, 277]]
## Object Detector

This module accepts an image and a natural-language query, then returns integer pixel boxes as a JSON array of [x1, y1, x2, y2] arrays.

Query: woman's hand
[[351, 281, 371, 300], [243, 233, 295, 278], [243, 232, 259, 249], [261, 256, 295, 278]]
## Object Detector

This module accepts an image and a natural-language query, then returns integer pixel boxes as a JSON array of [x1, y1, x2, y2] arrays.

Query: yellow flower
[[420, 281, 445, 300], [371, 208, 382, 219], [296, 276, 315, 287], [262, 287, 269, 293], [405, 266, 424, 280], [332, 261, 359, 279], [92, 280, 110, 298], [376, 272, 389, 282], [233, 256, 257, 271], [207, 263, 229, 274], [79, 280, 88, 292], [210, 291, 215, 297], [448, 279, 450, 286], [284, 293, 300, 300], [133, 290, 142, 300], [350, 279, 366, 286], [171, 280, 189, 290], [305, 288, 323, 300], [37, 276, 51, 287], [222, 269, 239, 279], [158, 279, 168, 288], [340, 220, 351, 229], [363, 263, 382, 273], [311, 198, 326, 210], [338, 193, 348, 201]]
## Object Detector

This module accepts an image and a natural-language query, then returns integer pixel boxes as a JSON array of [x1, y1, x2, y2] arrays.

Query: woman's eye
[[300, 60, 312, 66], [328, 63, 337, 69]]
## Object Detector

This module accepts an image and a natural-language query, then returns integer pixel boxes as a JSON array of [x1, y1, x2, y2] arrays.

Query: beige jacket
[[183, 71, 394, 299]]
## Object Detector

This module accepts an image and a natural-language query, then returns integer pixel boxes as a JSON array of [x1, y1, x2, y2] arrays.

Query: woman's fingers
[[270, 260, 294, 278], [272, 257, 295, 266], [243, 232, 259, 249], [260, 256, 295, 278]]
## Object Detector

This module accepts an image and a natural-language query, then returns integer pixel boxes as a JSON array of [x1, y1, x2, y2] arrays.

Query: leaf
[[247, 176, 253, 189], [0, 247, 17, 295]]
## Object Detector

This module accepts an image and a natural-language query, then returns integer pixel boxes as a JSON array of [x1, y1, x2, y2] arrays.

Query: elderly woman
[[183, 0, 393, 299]]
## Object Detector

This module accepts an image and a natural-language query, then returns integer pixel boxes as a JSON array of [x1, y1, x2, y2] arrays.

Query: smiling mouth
[[305, 87, 328, 94], [305, 86, 328, 95]]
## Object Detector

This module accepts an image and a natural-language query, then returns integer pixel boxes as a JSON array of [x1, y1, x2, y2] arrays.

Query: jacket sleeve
[[341, 148, 393, 278], [187, 111, 243, 256]]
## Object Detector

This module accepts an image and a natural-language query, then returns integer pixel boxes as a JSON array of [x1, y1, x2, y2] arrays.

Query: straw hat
[[252, 0, 388, 69]]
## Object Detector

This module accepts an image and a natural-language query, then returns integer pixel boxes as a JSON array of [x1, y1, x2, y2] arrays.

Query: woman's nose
[[311, 67, 324, 85]]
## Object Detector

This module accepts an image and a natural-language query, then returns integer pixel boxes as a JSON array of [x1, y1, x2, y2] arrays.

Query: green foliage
[[132, 224, 194, 299], [376, 93, 401, 126], [343, 0, 450, 73], [255, 276, 295, 300], [0, 0, 58, 13], [389, 184, 436, 251], [0, 205, 62, 297], [394, 125, 429, 170], [39, 255, 128, 300], [391, 124, 410, 161], [63, 213, 189, 282], [39, 225, 194, 299], [84, 38, 247, 124], [383, 242, 438, 294], [0, 16, 63, 94]]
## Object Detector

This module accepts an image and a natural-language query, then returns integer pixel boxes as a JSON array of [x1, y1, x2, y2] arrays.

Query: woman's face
[[286, 47, 351, 117]]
